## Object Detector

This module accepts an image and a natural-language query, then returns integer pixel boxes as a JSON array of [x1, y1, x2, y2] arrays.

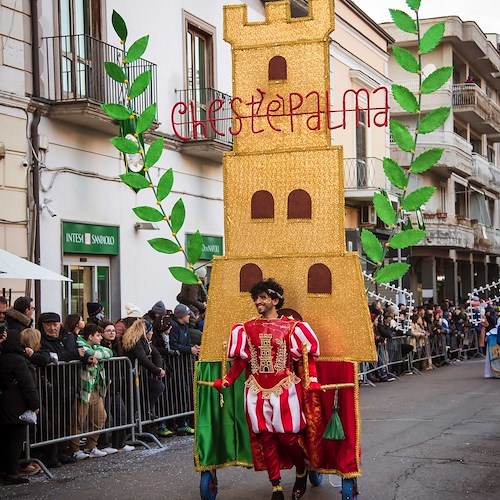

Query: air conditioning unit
[[360, 205, 377, 226]]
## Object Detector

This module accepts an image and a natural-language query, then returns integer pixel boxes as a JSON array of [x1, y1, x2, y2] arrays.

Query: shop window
[[268, 56, 287, 80], [288, 189, 311, 219], [251, 190, 274, 219], [307, 264, 332, 294], [240, 263, 263, 292]]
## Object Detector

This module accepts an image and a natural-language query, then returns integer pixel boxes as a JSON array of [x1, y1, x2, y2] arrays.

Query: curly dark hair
[[249, 278, 284, 309]]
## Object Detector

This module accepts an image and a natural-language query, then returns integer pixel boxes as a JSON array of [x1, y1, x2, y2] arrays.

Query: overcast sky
[[352, 0, 499, 35]]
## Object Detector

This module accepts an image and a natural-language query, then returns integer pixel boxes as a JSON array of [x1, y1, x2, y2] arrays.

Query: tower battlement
[[224, 0, 334, 48]]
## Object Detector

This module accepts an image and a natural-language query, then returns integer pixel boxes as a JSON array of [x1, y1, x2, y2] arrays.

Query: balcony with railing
[[409, 213, 475, 249], [40, 35, 157, 131], [474, 223, 500, 255], [452, 83, 500, 134], [390, 79, 452, 114], [390, 130, 473, 177], [173, 87, 233, 161], [409, 212, 500, 255], [343, 157, 389, 200], [471, 153, 493, 185]]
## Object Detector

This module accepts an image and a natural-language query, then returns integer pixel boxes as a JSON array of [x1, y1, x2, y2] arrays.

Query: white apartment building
[[0, 0, 392, 318], [383, 16, 500, 305]]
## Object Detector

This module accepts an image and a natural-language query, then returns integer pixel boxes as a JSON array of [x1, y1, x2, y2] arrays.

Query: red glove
[[307, 380, 322, 391], [213, 378, 229, 393]]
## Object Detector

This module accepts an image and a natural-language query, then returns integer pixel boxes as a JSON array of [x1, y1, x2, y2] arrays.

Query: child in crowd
[[68, 324, 113, 460]]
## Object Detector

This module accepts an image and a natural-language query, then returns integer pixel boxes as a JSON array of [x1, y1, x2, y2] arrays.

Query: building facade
[[1, 0, 394, 319], [382, 16, 500, 305]]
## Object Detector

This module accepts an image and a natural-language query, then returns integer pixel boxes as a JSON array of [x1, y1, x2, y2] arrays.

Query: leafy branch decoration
[[101, 11, 203, 285], [361, 0, 452, 284]]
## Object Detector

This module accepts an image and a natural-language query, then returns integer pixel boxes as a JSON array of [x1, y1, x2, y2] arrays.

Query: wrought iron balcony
[[344, 157, 386, 190], [40, 35, 157, 129], [173, 87, 233, 161]]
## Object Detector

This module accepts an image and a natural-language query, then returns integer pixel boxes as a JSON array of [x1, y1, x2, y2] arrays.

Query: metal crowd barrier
[[24, 357, 138, 477], [134, 354, 196, 446], [359, 327, 481, 384]]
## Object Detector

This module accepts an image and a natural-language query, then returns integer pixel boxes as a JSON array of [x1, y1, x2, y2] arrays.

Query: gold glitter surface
[[200, 0, 376, 364], [224, 1, 334, 47], [200, 253, 376, 362], [231, 43, 332, 154], [224, 147, 345, 256]]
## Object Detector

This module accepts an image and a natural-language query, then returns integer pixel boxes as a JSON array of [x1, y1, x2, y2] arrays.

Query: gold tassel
[[302, 343, 310, 389], [220, 341, 227, 407]]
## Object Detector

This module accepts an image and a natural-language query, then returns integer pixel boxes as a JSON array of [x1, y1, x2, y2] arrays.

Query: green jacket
[[76, 336, 113, 403]]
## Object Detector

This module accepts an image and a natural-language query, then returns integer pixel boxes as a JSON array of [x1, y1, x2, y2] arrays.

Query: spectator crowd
[[368, 296, 499, 382], [0, 275, 206, 485], [1, 276, 498, 486]]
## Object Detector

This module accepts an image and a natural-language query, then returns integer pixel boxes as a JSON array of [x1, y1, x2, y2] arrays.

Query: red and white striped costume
[[224, 317, 320, 434]]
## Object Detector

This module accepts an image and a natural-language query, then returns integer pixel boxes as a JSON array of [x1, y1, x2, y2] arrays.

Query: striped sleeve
[[227, 323, 249, 360], [289, 321, 320, 360]]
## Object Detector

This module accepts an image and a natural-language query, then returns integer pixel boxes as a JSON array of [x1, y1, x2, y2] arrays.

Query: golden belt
[[244, 373, 301, 399]]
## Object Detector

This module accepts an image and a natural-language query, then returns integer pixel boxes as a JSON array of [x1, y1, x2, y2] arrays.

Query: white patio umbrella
[[0, 248, 71, 281]]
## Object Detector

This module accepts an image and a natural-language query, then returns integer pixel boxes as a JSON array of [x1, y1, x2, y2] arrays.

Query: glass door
[[63, 262, 110, 319]]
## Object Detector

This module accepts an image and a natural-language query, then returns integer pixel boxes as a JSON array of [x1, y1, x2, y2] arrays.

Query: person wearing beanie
[[151, 301, 167, 317], [168, 305, 199, 436], [171, 304, 201, 353], [124, 303, 143, 318], [86, 302, 105, 325], [144, 300, 167, 324]]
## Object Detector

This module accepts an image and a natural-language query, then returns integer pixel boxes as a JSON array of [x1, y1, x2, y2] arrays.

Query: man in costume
[[214, 278, 321, 500]]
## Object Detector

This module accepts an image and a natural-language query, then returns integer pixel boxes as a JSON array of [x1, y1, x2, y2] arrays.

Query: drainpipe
[[30, 0, 42, 313]]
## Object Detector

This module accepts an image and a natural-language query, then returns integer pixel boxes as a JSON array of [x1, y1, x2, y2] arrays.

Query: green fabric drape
[[195, 361, 253, 468]]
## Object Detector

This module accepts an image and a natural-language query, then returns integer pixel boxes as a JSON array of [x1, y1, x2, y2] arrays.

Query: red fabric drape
[[247, 360, 360, 477]]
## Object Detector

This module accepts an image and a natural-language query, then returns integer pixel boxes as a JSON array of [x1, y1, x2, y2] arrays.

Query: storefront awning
[[0, 249, 71, 281]]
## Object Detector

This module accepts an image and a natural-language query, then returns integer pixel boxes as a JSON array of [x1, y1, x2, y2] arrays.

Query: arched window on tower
[[240, 264, 263, 292], [251, 190, 274, 219], [307, 264, 332, 294], [287, 189, 312, 219], [268, 56, 287, 81]]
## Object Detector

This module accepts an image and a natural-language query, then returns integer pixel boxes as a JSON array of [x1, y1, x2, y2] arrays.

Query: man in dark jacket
[[39, 312, 86, 363], [169, 305, 198, 435], [38, 312, 87, 466], [5, 296, 34, 336], [170, 304, 200, 356]]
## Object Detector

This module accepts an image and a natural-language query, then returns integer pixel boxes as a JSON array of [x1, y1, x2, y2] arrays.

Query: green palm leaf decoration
[[102, 11, 205, 284], [361, 1, 452, 284]]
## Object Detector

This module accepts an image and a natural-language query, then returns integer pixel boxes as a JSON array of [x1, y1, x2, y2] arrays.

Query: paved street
[[2, 358, 499, 499]]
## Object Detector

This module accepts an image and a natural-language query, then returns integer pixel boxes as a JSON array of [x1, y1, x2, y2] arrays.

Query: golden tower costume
[[195, 0, 376, 477]]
